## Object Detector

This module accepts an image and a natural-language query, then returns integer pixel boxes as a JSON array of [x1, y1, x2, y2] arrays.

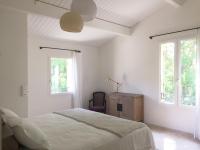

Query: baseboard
[[147, 123, 200, 143], [147, 123, 193, 136]]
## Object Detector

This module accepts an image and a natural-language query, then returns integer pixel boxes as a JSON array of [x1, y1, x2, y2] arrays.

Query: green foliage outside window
[[51, 58, 68, 94], [161, 39, 197, 106], [180, 39, 197, 106], [161, 43, 175, 103]]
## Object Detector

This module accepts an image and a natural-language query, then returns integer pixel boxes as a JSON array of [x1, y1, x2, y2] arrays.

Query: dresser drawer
[[107, 93, 144, 121], [119, 96, 134, 120], [107, 96, 120, 117]]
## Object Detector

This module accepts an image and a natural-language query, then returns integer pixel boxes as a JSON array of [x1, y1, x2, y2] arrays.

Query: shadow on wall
[[120, 73, 143, 94], [143, 95, 158, 123]]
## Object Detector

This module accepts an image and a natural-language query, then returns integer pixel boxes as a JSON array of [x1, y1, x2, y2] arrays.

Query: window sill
[[159, 100, 197, 109], [160, 100, 175, 105], [178, 104, 196, 110], [50, 92, 73, 96]]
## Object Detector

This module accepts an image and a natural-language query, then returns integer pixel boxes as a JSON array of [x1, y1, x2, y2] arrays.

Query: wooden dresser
[[107, 92, 144, 122]]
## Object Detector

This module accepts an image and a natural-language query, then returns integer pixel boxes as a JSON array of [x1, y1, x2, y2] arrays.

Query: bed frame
[[0, 118, 20, 150], [0, 117, 2, 150]]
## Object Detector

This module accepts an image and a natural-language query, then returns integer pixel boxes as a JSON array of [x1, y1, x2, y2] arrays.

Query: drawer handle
[[117, 103, 123, 112]]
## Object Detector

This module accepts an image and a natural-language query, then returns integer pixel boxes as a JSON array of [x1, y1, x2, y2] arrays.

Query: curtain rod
[[40, 46, 81, 53], [35, 0, 131, 29], [149, 26, 200, 39]]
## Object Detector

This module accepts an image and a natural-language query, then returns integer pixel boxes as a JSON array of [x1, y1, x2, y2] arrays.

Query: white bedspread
[[55, 108, 146, 137], [28, 113, 155, 150]]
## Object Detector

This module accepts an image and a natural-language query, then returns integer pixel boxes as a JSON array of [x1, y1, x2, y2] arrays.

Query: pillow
[[12, 119, 50, 150], [0, 107, 21, 127], [0, 107, 18, 117]]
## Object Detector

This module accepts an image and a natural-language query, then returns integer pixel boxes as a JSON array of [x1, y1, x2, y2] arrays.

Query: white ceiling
[[41, 0, 166, 27], [28, 14, 117, 47], [28, 0, 167, 47]]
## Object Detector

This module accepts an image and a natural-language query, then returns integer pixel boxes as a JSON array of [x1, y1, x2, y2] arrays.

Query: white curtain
[[194, 29, 200, 140], [68, 52, 82, 108]]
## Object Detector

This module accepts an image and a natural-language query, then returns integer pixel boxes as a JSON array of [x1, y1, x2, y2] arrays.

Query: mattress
[[26, 110, 155, 150]]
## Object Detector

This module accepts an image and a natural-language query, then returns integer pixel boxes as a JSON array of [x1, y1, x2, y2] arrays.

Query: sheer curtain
[[194, 29, 200, 140], [68, 52, 82, 108]]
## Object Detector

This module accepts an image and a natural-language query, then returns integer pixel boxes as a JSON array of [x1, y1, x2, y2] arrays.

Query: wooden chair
[[89, 92, 106, 113]]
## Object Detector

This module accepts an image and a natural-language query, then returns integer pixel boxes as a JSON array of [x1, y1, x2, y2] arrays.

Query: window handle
[[160, 93, 164, 99], [49, 79, 52, 85]]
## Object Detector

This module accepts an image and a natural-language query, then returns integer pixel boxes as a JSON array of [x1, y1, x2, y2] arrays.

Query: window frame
[[159, 36, 197, 108], [48, 56, 72, 96]]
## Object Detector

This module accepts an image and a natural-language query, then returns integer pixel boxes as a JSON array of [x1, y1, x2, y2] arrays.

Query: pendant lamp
[[71, 0, 97, 22], [60, 12, 84, 32]]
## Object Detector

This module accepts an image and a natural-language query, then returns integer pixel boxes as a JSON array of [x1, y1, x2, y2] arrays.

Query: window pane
[[160, 42, 175, 103], [51, 58, 69, 94], [180, 39, 197, 106]]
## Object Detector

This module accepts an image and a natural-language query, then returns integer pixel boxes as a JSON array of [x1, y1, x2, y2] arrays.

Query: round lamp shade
[[60, 12, 84, 32], [71, 0, 97, 22]]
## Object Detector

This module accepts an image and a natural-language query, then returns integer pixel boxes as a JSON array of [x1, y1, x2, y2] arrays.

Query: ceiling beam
[[0, 0, 131, 36], [165, 0, 186, 8]]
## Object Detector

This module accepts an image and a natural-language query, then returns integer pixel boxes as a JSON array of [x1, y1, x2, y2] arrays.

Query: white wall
[[0, 7, 28, 117], [28, 35, 100, 117], [99, 0, 200, 133], [0, 6, 101, 117]]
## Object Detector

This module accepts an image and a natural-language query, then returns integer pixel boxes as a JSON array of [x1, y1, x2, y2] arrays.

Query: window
[[50, 57, 72, 94], [180, 39, 197, 106], [160, 42, 175, 104], [160, 38, 197, 106]]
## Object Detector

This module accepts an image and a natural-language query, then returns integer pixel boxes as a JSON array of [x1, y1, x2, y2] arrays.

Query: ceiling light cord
[[34, 0, 131, 29]]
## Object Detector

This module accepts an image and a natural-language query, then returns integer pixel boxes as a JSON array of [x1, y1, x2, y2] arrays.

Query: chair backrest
[[93, 92, 106, 106]]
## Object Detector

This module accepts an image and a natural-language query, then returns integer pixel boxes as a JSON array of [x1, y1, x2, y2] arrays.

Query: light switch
[[20, 85, 28, 97]]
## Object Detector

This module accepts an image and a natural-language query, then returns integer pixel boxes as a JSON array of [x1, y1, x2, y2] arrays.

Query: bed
[[1, 108, 155, 150]]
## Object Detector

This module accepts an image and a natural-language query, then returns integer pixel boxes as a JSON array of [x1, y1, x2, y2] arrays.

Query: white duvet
[[28, 113, 155, 150], [55, 108, 146, 138]]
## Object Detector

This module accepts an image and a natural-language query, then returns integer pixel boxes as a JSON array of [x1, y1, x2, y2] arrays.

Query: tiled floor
[[149, 125, 200, 150]]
